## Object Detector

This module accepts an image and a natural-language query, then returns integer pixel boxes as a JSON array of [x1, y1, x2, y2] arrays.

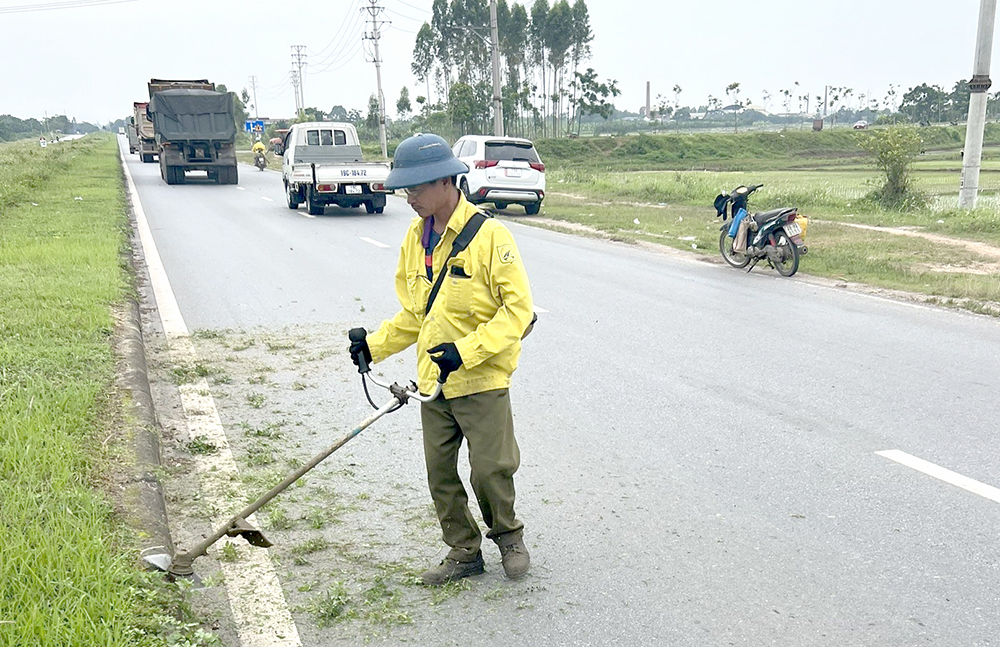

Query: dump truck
[[126, 115, 139, 154], [147, 79, 238, 185], [133, 102, 156, 162]]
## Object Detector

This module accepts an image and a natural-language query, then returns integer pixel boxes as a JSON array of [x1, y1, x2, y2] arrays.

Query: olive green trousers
[[420, 388, 523, 560]]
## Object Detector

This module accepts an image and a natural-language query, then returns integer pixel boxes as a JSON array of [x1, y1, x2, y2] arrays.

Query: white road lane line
[[261, 196, 274, 202], [237, 186, 246, 191], [876, 449, 1000, 504], [533, 306, 549, 313], [301, 212, 316, 219], [360, 236, 390, 248], [120, 149, 303, 647]]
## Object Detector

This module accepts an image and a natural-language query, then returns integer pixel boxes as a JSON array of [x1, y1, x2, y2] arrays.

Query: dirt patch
[[821, 220, 1000, 261]]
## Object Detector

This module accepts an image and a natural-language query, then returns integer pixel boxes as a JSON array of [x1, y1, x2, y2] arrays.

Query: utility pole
[[248, 75, 259, 120], [290, 69, 302, 118], [291, 45, 307, 115], [490, 0, 503, 136], [363, 0, 389, 158], [960, 0, 997, 209]]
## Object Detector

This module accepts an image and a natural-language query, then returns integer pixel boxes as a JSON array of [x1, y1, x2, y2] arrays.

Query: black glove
[[427, 342, 462, 381], [348, 328, 372, 373]]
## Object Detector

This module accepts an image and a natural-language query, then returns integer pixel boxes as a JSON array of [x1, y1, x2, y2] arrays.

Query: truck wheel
[[142, 154, 154, 164], [306, 186, 324, 215], [286, 183, 301, 209], [222, 166, 238, 185]]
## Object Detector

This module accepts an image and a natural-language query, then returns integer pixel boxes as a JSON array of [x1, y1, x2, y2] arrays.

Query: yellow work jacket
[[366, 194, 534, 399]]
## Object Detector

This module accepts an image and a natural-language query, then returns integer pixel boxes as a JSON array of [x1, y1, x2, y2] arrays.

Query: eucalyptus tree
[[529, 0, 549, 136], [412, 22, 438, 104], [544, 0, 574, 135], [567, 0, 593, 125]]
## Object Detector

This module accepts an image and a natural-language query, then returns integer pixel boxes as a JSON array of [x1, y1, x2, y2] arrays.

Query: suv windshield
[[485, 141, 539, 163]]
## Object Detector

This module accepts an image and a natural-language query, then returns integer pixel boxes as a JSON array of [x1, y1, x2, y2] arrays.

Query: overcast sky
[[0, 0, 994, 125]]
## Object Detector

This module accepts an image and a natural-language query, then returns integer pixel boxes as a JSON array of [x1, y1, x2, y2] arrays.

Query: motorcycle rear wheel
[[719, 229, 751, 268], [772, 231, 800, 277]]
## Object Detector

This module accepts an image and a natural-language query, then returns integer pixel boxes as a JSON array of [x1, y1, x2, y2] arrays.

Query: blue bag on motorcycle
[[728, 207, 748, 237]]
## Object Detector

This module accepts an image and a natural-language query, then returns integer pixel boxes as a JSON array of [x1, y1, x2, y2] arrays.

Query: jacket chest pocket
[[445, 258, 474, 313], [407, 271, 432, 314]]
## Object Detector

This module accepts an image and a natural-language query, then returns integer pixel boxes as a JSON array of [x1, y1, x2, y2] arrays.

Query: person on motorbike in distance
[[251, 136, 266, 162], [348, 133, 535, 585]]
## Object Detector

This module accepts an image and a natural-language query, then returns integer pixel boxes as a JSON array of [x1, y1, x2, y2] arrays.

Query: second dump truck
[[133, 101, 156, 162], [146, 79, 238, 185]]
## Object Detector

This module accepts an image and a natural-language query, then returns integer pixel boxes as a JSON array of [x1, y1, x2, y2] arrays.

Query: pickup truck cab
[[280, 122, 391, 215]]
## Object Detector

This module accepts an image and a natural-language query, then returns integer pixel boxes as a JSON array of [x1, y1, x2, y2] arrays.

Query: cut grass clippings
[[0, 134, 206, 646]]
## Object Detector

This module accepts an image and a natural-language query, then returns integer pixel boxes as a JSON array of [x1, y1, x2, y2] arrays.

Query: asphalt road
[[124, 138, 1000, 647]]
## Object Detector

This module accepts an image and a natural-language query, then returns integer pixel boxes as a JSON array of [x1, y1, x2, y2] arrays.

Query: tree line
[[0, 114, 101, 142], [410, 0, 617, 139]]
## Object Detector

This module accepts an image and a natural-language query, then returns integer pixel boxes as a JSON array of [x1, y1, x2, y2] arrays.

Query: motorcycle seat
[[752, 207, 796, 227]]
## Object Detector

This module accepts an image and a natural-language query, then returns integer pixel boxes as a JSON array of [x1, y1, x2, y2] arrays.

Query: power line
[[307, 0, 363, 58], [308, 41, 364, 75], [393, 0, 428, 14], [308, 7, 365, 67], [389, 24, 418, 35], [0, 0, 137, 13], [384, 6, 422, 22]]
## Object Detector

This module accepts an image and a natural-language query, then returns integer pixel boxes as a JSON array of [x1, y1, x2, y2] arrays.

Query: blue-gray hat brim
[[384, 157, 469, 190]]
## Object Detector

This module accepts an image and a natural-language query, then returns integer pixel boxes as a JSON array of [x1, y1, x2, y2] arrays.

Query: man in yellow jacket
[[349, 133, 534, 585]]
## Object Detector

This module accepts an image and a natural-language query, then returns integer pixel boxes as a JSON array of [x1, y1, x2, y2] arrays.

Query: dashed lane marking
[[261, 196, 274, 202], [361, 236, 390, 248], [876, 449, 1000, 504]]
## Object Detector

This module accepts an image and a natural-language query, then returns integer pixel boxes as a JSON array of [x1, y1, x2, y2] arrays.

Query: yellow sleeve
[[453, 224, 533, 369]]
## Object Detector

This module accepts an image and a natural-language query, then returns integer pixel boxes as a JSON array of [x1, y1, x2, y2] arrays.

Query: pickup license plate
[[345, 185, 362, 195], [785, 221, 802, 236], [505, 168, 523, 178]]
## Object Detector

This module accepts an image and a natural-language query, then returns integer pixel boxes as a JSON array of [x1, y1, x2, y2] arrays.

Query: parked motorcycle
[[254, 150, 268, 171], [713, 183, 808, 277]]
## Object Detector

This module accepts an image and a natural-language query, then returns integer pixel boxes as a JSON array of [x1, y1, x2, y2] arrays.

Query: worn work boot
[[498, 536, 530, 579], [420, 551, 485, 586]]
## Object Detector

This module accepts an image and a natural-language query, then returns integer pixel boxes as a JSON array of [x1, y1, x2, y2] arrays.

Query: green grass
[[0, 134, 214, 646]]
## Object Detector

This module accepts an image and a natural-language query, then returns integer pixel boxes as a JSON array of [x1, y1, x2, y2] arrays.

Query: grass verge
[[0, 134, 215, 646]]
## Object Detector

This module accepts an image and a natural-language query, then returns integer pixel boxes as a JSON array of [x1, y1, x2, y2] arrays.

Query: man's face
[[405, 178, 448, 219]]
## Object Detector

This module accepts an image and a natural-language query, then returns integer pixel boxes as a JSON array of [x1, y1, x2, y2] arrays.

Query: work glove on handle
[[427, 342, 462, 383], [348, 328, 372, 374]]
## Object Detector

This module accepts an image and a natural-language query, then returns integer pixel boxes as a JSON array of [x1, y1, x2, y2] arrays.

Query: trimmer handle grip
[[348, 328, 370, 374]]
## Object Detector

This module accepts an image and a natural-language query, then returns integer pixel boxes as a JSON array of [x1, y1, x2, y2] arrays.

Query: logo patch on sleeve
[[497, 244, 516, 264]]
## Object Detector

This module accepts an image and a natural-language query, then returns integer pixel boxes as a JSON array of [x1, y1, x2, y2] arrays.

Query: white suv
[[452, 135, 545, 214]]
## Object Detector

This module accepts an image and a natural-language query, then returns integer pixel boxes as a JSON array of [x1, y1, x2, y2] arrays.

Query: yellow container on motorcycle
[[794, 215, 808, 240]]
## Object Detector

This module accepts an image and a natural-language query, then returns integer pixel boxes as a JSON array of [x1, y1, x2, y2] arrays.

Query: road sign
[[244, 120, 265, 133]]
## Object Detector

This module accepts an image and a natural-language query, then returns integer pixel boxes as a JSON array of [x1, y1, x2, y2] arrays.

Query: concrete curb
[[118, 151, 174, 561]]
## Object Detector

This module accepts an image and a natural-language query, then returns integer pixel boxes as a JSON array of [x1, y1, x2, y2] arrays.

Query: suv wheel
[[524, 202, 540, 215], [460, 178, 472, 201]]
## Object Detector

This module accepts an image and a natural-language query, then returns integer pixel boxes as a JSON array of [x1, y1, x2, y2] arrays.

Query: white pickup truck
[[280, 122, 392, 215]]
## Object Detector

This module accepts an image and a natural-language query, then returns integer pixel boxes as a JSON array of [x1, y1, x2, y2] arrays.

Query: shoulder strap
[[425, 212, 490, 315]]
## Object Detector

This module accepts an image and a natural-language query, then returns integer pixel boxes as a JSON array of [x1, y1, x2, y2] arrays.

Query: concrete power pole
[[290, 69, 302, 118], [959, 0, 998, 209], [490, 0, 504, 136], [291, 45, 307, 116], [363, 0, 389, 158], [248, 75, 259, 120]]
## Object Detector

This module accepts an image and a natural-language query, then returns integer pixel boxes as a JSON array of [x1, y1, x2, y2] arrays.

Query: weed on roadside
[[186, 436, 219, 455]]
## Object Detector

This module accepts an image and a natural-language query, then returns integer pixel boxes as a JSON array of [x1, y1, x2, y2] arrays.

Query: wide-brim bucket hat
[[385, 133, 469, 190]]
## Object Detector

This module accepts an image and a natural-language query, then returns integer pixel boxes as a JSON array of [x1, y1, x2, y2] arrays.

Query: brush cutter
[[143, 330, 450, 580]]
